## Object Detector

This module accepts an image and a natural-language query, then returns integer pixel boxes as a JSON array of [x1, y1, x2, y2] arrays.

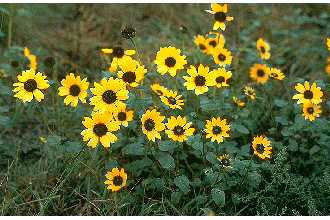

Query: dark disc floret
[[307, 107, 314, 114], [218, 53, 226, 62], [214, 12, 227, 22], [122, 71, 136, 83], [257, 69, 265, 77], [144, 118, 155, 131], [165, 57, 176, 67], [102, 90, 117, 104], [221, 158, 230, 167], [212, 126, 222, 134], [173, 125, 185, 136], [195, 75, 206, 86], [168, 97, 177, 105], [209, 40, 217, 47], [260, 46, 266, 53], [118, 112, 127, 121], [216, 76, 225, 84], [256, 144, 265, 154], [113, 175, 123, 186], [69, 84, 81, 96], [304, 90, 313, 99], [113, 47, 125, 58], [93, 123, 108, 137], [24, 79, 38, 92]]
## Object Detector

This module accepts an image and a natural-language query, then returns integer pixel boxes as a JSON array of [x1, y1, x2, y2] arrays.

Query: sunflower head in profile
[[101, 46, 136, 73], [269, 68, 285, 80], [326, 57, 330, 76], [117, 57, 147, 88], [112, 103, 134, 127], [58, 73, 89, 107], [244, 86, 256, 100], [150, 83, 169, 96], [232, 96, 246, 108], [90, 77, 129, 112], [256, 38, 271, 60], [13, 69, 50, 103], [327, 38, 330, 51], [217, 153, 232, 169], [206, 3, 234, 31], [205, 32, 225, 55], [81, 111, 120, 149], [194, 35, 208, 54], [210, 67, 232, 88], [292, 81, 323, 105], [183, 64, 213, 95], [204, 117, 230, 144], [211, 47, 232, 67], [160, 89, 184, 110], [141, 109, 165, 142], [24, 47, 37, 70], [104, 167, 127, 192], [249, 63, 270, 84], [252, 135, 272, 160], [302, 102, 321, 121], [165, 116, 195, 142], [154, 46, 187, 77]]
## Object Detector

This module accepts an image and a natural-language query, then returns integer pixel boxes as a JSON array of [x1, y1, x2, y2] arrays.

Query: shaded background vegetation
[[0, 3, 330, 216]]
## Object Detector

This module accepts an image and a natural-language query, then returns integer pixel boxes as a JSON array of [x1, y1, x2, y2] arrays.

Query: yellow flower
[[232, 96, 245, 107], [150, 83, 169, 96], [244, 86, 256, 100], [154, 46, 187, 77], [141, 109, 165, 142], [58, 73, 89, 107], [207, 3, 234, 31], [117, 57, 147, 88], [210, 67, 232, 88], [160, 90, 184, 110], [183, 64, 213, 95], [165, 116, 195, 142], [101, 46, 136, 72], [90, 77, 129, 112], [217, 154, 232, 169], [249, 64, 270, 84], [292, 81, 323, 105], [256, 38, 271, 60], [302, 102, 321, 121], [194, 35, 208, 54], [269, 68, 285, 80], [205, 32, 225, 55], [326, 57, 330, 76], [112, 103, 134, 127], [24, 47, 37, 70], [104, 167, 127, 192], [204, 117, 230, 144], [327, 38, 330, 51], [211, 47, 232, 66], [81, 111, 120, 149], [13, 69, 49, 103], [252, 135, 272, 160]]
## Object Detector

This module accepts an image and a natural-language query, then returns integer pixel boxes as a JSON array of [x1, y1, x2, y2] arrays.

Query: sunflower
[[141, 109, 165, 142], [244, 86, 256, 100], [302, 102, 321, 121], [183, 64, 213, 95], [13, 69, 49, 102], [104, 167, 127, 192], [150, 83, 169, 96], [58, 73, 89, 107], [24, 47, 37, 70], [112, 103, 134, 127], [81, 111, 120, 148], [160, 90, 184, 110], [217, 154, 232, 169], [205, 32, 225, 55], [252, 135, 272, 160], [154, 46, 187, 77], [194, 35, 208, 54], [206, 3, 234, 31], [101, 46, 136, 72], [326, 57, 330, 76], [211, 47, 232, 66], [269, 68, 285, 80], [90, 77, 129, 112], [210, 67, 232, 88], [256, 38, 271, 60], [117, 57, 147, 88], [249, 64, 270, 84], [292, 81, 323, 105], [204, 117, 230, 144], [327, 38, 330, 51], [165, 116, 195, 142], [232, 96, 245, 107]]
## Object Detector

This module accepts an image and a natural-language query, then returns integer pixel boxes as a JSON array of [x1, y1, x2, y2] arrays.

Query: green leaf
[[206, 152, 218, 165], [247, 171, 261, 189], [211, 188, 225, 207], [232, 123, 249, 134], [174, 175, 190, 194], [157, 152, 175, 169], [122, 142, 145, 156], [274, 99, 288, 107], [275, 116, 289, 126], [47, 135, 62, 146], [159, 140, 178, 152], [187, 134, 203, 153]]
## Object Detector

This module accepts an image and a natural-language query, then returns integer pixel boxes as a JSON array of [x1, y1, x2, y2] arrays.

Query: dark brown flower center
[[144, 118, 155, 131], [209, 40, 217, 47], [24, 79, 38, 92], [212, 126, 222, 134], [168, 97, 177, 105], [218, 53, 226, 62], [102, 90, 117, 104], [195, 75, 206, 86], [113, 47, 125, 58], [304, 90, 313, 99], [121, 26, 136, 39], [69, 84, 81, 96], [260, 46, 266, 53], [122, 71, 136, 83], [257, 69, 265, 77], [118, 112, 127, 121], [216, 76, 225, 84], [256, 144, 265, 154], [221, 158, 230, 167], [173, 125, 185, 136], [113, 175, 123, 186], [270, 72, 278, 78], [93, 123, 108, 137], [214, 12, 226, 22], [165, 57, 176, 67], [307, 107, 314, 114], [226, 78, 231, 84], [199, 44, 206, 50]]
